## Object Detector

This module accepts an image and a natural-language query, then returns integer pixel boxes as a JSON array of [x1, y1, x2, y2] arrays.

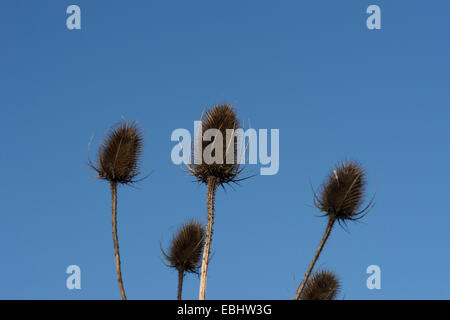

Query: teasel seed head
[[187, 103, 246, 187], [313, 159, 375, 224], [300, 270, 340, 300], [161, 220, 205, 274], [89, 120, 144, 185]]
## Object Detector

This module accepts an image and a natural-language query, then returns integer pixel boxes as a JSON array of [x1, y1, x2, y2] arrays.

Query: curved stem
[[111, 182, 127, 300], [199, 176, 218, 300], [177, 269, 185, 300], [295, 218, 335, 300]]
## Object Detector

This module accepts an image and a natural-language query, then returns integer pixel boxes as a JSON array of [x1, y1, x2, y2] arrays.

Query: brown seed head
[[314, 159, 374, 222], [90, 120, 143, 185], [162, 220, 205, 274], [301, 270, 340, 300], [189, 103, 244, 187]]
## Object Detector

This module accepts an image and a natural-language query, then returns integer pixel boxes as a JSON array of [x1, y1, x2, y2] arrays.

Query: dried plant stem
[[177, 270, 185, 300], [110, 182, 127, 300], [295, 218, 336, 300], [199, 176, 219, 300]]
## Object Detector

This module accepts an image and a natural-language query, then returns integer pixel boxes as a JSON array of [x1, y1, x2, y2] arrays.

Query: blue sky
[[0, 0, 449, 299]]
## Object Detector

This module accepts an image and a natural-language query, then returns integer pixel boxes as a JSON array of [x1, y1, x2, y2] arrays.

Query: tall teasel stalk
[[88, 120, 144, 300], [184, 103, 247, 300], [295, 160, 376, 300], [161, 219, 205, 299]]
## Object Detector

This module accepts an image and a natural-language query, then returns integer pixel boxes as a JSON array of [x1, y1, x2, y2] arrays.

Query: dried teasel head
[[313, 159, 375, 224], [300, 270, 340, 300], [161, 220, 205, 274], [187, 103, 246, 187], [89, 120, 144, 185]]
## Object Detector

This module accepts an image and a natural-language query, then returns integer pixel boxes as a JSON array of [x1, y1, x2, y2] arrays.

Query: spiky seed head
[[189, 103, 243, 187], [301, 270, 340, 300], [162, 220, 205, 274], [90, 120, 143, 185], [314, 159, 373, 222]]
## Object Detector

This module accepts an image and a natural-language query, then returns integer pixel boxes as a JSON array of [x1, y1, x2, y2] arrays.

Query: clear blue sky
[[1, 0, 449, 299]]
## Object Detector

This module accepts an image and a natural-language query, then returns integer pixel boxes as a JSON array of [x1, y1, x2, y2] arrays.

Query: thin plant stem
[[198, 176, 218, 300], [295, 218, 336, 300], [177, 269, 185, 300], [110, 181, 127, 300]]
